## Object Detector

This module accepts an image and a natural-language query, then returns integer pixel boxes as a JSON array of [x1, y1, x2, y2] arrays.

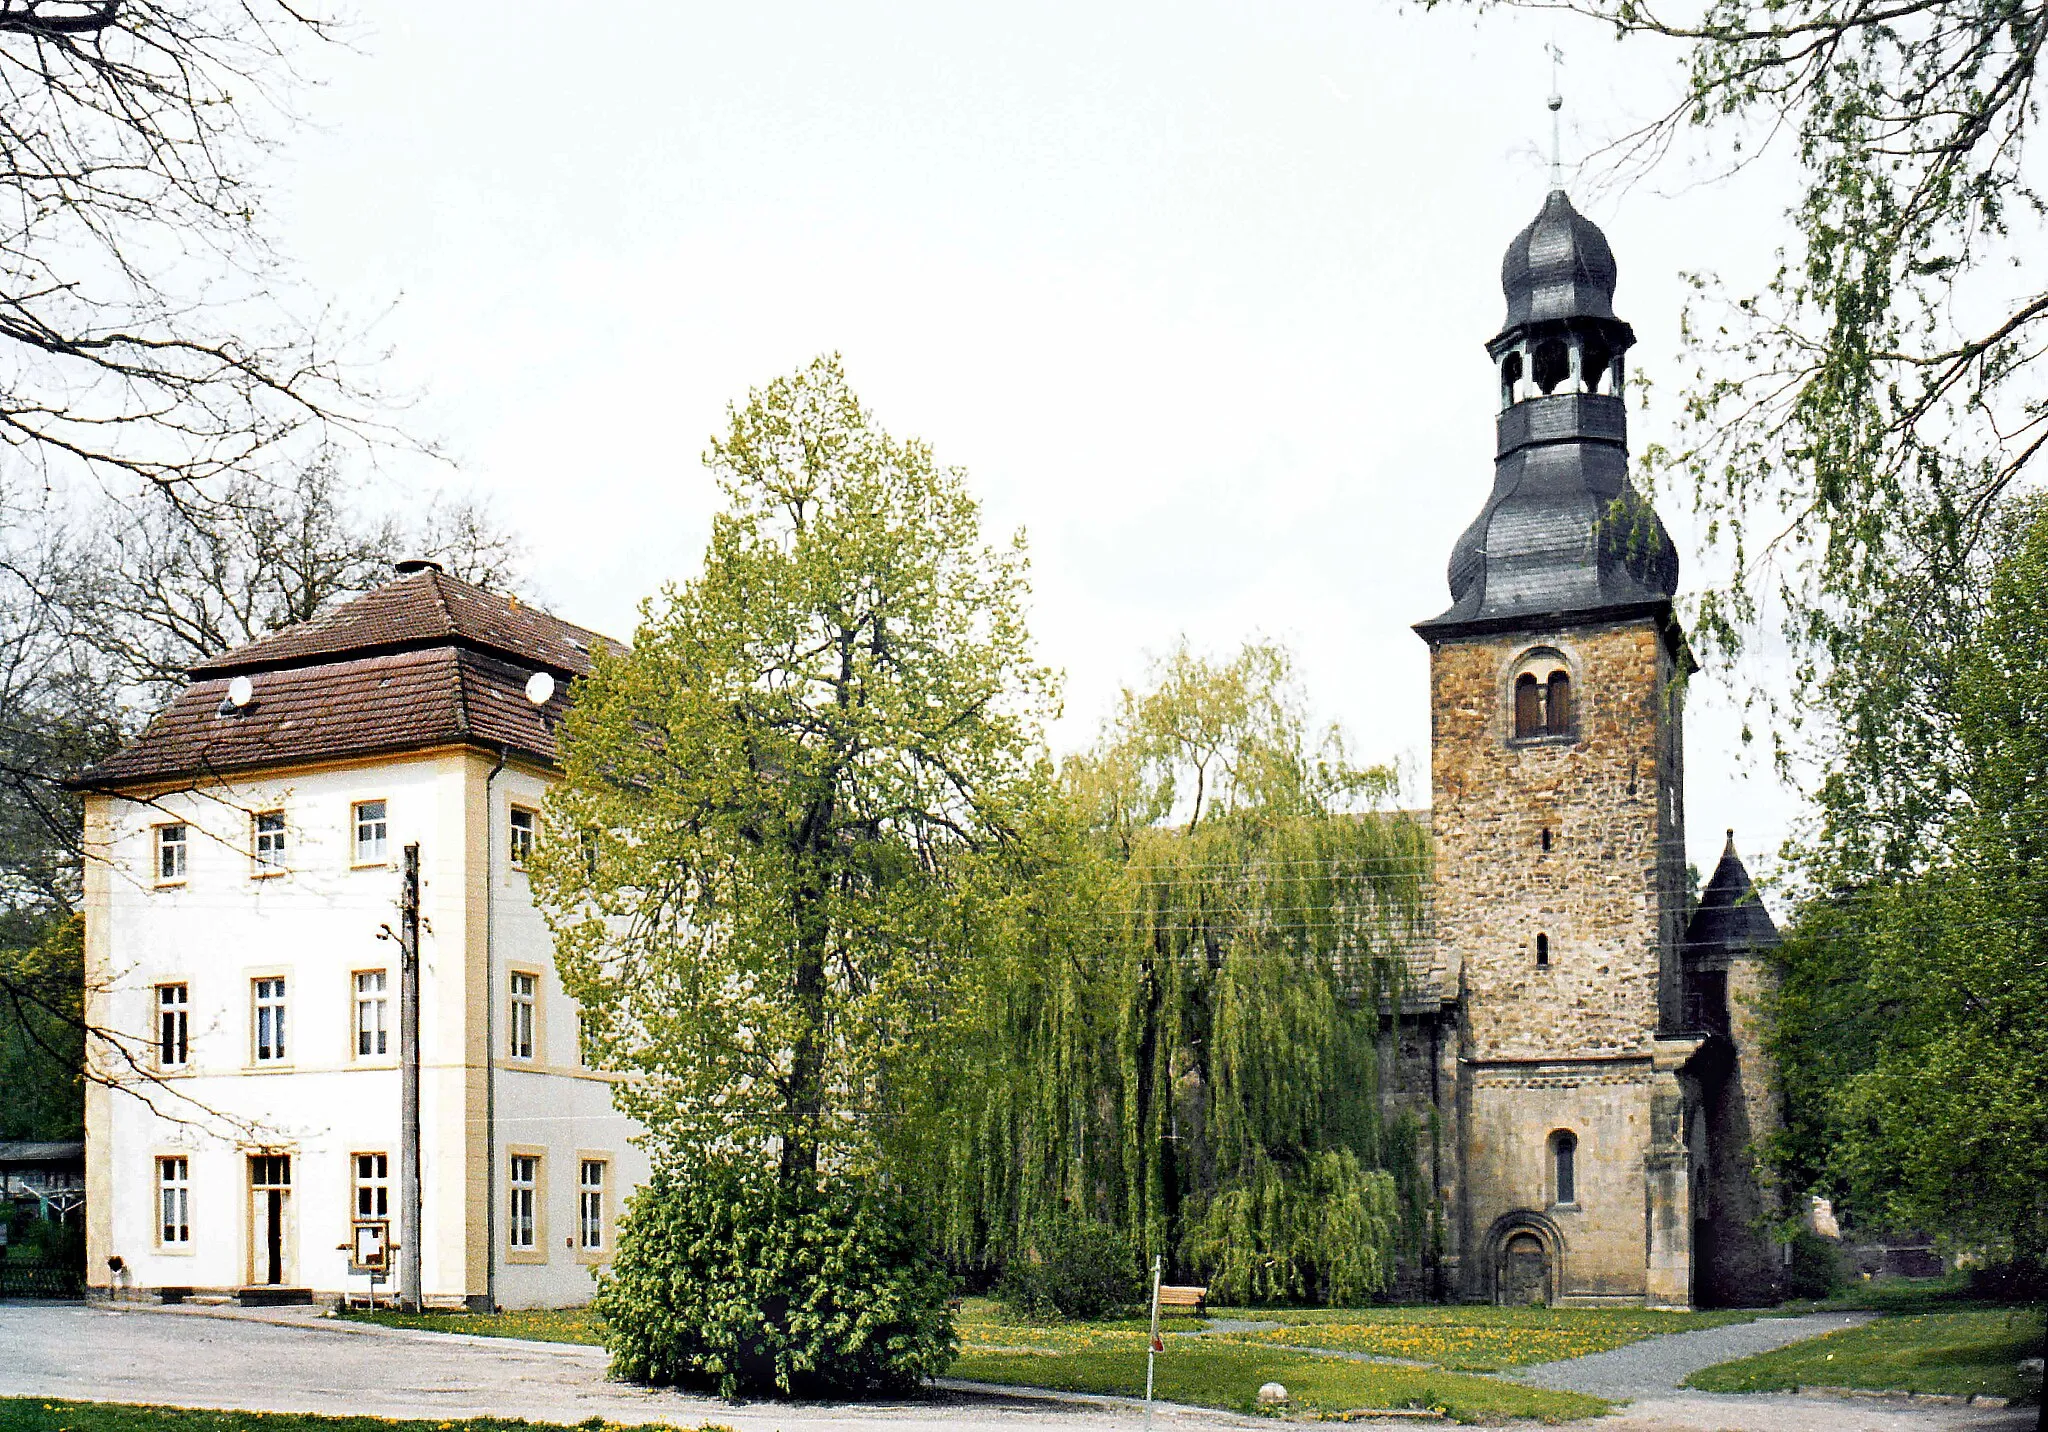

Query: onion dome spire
[[1415, 179, 1681, 640]]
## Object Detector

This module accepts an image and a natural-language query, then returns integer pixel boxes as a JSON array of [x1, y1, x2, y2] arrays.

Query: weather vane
[[1546, 41, 1566, 190]]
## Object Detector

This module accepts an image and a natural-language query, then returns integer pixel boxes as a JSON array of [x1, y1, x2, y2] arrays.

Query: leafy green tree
[[923, 643, 1428, 1299], [1771, 503, 2048, 1262], [532, 355, 1051, 1180], [0, 913, 83, 1141]]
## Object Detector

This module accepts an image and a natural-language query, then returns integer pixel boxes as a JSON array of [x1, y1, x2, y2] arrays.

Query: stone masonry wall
[[1427, 616, 1693, 1303], [1428, 619, 1683, 1061]]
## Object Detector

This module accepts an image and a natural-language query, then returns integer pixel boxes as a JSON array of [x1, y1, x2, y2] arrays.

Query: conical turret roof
[[1686, 831, 1781, 957]]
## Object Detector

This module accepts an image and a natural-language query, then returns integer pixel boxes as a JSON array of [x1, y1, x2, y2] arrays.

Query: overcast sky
[[274, 1, 1808, 883]]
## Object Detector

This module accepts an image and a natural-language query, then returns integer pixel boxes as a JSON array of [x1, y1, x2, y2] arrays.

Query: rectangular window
[[250, 1153, 291, 1189], [354, 970, 388, 1057], [509, 971, 536, 1061], [508, 1154, 538, 1250], [157, 1156, 190, 1245], [353, 800, 389, 865], [353, 1152, 389, 1220], [253, 977, 287, 1063], [253, 810, 287, 872], [157, 983, 189, 1068], [509, 807, 536, 865], [156, 824, 188, 883], [579, 1159, 606, 1251]]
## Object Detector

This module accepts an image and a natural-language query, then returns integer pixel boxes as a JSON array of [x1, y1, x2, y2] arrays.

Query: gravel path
[[0, 1300, 2031, 1432], [1513, 1310, 1876, 1397], [0, 1301, 1260, 1431]]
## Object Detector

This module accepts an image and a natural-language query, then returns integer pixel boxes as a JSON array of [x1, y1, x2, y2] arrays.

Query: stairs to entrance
[[236, 1286, 313, 1307]]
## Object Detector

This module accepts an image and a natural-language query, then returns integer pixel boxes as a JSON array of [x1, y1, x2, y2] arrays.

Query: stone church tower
[[1406, 188, 1782, 1307]]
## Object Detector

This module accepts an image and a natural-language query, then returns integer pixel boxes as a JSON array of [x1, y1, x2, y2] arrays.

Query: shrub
[[595, 1157, 956, 1398], [1183, 1148, 1399, 1305], [1784, 1228, 1843, 1300], [997, 1217, 1141, 1320]]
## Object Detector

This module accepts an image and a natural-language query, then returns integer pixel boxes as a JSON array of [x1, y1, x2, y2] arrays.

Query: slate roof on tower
[[1499, 189, 1623, 328], [77, 567, 622, 789], [1686, 832, 1781, 957], [1417, 188, 1683, 642]]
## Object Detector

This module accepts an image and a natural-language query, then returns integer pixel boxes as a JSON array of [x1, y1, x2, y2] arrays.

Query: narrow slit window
[[1535, 933, 1550, 968], [1553, 1131, 1578, 1205], [1540, 827, 1553, 853]]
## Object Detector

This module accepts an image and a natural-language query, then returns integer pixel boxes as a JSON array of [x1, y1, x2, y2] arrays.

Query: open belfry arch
[[1393, 183, 1784, 1307]]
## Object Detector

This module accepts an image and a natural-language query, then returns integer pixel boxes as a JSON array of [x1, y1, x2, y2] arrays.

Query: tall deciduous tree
[[2, 1, 377, 496], [923, 643, 1430, 1301], [532, 355, 1051, 1181], [1771, 502, 2048, 1264]]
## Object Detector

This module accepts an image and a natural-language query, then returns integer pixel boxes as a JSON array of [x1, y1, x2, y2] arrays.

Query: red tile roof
[[79, 570, 615, 789], [189, 568, 618, 678]]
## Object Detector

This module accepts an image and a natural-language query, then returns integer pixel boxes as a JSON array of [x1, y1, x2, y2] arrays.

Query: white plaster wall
[[87, 751, 646, 1307]]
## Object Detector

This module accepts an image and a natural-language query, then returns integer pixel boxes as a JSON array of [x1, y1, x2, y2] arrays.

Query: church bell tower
[[1415, 188, 1701, 1307]]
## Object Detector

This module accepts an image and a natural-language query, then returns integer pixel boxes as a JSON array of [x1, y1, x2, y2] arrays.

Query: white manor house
[[78, 563, 647, 1308]]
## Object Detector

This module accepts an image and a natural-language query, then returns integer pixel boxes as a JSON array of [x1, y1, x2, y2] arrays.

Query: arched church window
[[1515, 673, 1543, 736], [1510, 652, 1575, 740], [1500, 350, 1524, 409], [1552, 1130, 1577, 1205], [1546, 671, 1572, 733], [1532, 338, 1569, 395], [1535, 932, 1550, 967]]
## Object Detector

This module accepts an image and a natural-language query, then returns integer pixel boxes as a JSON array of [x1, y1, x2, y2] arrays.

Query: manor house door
[[247, 1154, 293, 1286], [1499, 1232, 1551, 1305]]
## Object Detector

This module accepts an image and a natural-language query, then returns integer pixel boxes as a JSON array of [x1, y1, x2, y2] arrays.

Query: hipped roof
[[78, 570, 617, 790]]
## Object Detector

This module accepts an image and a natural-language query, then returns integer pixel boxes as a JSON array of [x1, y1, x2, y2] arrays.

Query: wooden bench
[[1156, 1284, 1208, 1316]]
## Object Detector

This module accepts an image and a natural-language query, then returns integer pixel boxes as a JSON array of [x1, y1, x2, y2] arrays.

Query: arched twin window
[[1551, 1130, 1578, 1206], [1513, 668, 1572, 738]]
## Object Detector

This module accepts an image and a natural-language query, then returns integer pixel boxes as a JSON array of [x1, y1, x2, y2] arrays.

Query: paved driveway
[[0, 1301, 2030, 1432]]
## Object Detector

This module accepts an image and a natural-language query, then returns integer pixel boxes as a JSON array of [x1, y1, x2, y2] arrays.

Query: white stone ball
[[1256, 1382, 1289, 1406]]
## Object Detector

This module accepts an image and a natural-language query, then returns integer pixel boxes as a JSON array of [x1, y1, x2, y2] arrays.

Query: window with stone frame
[[157, 1156, 190, 1245], [1510, 652, 1574, 739], [155, 823, 188, 883], [157, 983, 188, 1068], [1552, 1130, 1578, 1206]]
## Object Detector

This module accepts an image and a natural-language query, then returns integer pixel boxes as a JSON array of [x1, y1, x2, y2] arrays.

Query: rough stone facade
[[1395, 186, 1785, 1309], [1423, 618, 1703, 1306]]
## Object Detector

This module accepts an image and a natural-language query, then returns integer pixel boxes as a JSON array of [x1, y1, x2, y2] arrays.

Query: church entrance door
[[1499, 1232, 1551, 1305]]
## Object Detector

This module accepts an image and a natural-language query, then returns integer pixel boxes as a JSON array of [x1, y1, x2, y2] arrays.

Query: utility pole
[[399, 842, 423, 1312]]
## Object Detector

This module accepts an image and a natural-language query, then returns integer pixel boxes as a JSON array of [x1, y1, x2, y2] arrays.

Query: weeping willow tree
[[918, 643, 1432, 1303]]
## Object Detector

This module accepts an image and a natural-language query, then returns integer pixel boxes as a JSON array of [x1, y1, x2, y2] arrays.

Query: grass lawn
[[1206, 1304, 1763, 1371], [340, 1307, 604, 1346], [953, 1341, 1608, 1423], [951, 1300, 1609, 1420], [1684, 1307, 2045, 1402], [0, 1403, 729, 1432]]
